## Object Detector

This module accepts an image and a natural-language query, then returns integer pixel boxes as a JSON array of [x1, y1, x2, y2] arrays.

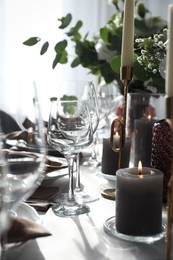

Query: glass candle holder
[[126, 93, 166, 167]]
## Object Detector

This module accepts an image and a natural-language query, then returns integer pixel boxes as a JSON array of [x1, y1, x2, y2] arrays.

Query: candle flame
[[147, 115, 151, 120], [138, 161, 142, 175], [115, 132, 119, 138]]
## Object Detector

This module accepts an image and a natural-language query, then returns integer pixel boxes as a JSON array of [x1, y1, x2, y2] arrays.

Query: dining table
[[4, 153, 171, 260]]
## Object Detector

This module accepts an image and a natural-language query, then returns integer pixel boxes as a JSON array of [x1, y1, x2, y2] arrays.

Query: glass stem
[[75, 154, 81, 191], [91, 133, 97, 160], [66, 154, 77, 202]]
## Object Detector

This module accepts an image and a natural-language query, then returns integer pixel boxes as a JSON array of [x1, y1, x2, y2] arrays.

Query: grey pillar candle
[[101, 137, 131, 175], [116, 167, 163, 236]]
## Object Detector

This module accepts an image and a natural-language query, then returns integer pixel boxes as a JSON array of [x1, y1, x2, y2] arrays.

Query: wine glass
[[0, 79, 46, 255], [74, 81, 99, 193], [54, 80, 99, 203], [87, 82, 119, 167], [0, 79, 46, 211], [47, 99, 93, 217]]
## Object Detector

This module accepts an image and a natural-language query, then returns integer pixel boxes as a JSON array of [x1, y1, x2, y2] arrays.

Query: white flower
[[96, 42, 117, 61], [152, 69, 157, 74]]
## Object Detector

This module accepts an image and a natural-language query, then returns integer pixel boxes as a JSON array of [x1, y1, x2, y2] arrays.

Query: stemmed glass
[[73, 81, 99, 201], [50, 80, 99, 204], [85, 82, 119, 168], [0, 79, 46, 211], [0, 79, 46, 255], [47, 98, 93, 217]]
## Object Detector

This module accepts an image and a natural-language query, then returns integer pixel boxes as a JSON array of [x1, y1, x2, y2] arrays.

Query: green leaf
[[100, 28, 110, 44], [133, 60, 150, 81], [40, 41, 49, 55], [52, 51, 68, 68], [59, 50, 68, 64], [101, 62, 120, 84], [60, 95, 78, 101], [71, 57, 80, 67], [23, 37, 40, 46], [54, 40, 67, 54], [111, 53, 139, 74], [111, 55, 121, 74], [58, 13, 72, 29], [137, 3, 149, 19], [50, 97, 57, 102], [52, 53, 61, 69], [66, 20, 83, 37], [60, 95, 78, 115], [75, 41, 98, 67]]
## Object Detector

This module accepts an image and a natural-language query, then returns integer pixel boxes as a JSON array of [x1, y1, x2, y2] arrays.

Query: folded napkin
[[30, 186, 59, 200], [5, 130, 28, 141], [7, 217, 51, 244], [28, 186, 59, 212]]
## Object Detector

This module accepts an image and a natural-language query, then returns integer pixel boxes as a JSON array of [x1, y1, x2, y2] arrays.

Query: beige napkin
[[30, 186, 59, 200], [27, 186, 59, 212], [5, 130, 28, 142], [6, 217, 51, 244]]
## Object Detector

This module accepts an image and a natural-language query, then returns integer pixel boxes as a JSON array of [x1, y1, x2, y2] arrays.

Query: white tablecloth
[[5, 165, 170, 260]]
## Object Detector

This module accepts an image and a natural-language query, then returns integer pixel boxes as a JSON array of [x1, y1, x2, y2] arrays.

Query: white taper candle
[[121, 0, 134, 69]]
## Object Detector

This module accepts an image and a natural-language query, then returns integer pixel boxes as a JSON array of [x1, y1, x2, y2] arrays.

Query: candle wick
[[138, 169, 142, 175]]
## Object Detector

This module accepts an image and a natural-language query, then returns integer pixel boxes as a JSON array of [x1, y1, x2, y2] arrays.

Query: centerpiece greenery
[[23, 0, 167, 94]]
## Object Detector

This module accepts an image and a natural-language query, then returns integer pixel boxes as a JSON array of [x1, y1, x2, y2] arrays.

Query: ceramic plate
[[43, 156, 68, 184], [15, 202, 42, 224], [96, 171, 116, 182]]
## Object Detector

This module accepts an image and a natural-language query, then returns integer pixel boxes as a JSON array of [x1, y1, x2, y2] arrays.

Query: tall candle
[[121, 0, 134, 68], [166, 4, 173, 97], [116, 167, 163, 236]]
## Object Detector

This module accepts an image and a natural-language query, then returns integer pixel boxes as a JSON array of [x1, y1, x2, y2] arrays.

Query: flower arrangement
[[23, 0, 167, 94]]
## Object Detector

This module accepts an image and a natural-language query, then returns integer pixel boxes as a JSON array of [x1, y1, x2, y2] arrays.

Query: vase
[[126, 93, 166, 167]]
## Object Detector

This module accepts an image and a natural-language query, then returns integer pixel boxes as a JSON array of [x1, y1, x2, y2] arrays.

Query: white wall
[[143, 0, 173, 20], [0, 0, 5, 78]]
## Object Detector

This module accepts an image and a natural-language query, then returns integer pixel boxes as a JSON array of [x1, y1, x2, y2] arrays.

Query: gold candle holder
[[101, 66, 132, 200], [110, 66, 132, 169], [166, 96, 173, 260]]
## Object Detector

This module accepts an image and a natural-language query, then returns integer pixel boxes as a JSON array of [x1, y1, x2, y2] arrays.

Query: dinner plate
[[5, 138, 63, 157], [43, 168, 68, 185], [7, 149, 68, 184], [43, 156, 68, 184], [96, 170, 116, 182], [15, 202, 42, 224]]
